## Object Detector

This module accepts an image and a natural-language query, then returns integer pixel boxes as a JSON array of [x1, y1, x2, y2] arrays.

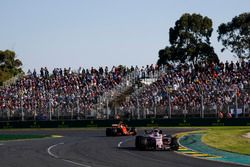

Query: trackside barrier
[[0, 118, 250, 129]]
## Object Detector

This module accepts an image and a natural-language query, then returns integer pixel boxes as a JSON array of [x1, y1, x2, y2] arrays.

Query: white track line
[[47, 142, 64, 158], [47, 142, 92, 167], [117, 138, 135, 148], [117, 138, 132, 148], [117, 141, 122, 148], [63, 159, 91, 167]]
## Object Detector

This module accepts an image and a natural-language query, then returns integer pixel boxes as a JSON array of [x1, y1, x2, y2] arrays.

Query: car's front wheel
[[170, 136, 179, 151], [135, 136, 148, 150], [130, 127, 137, 135]]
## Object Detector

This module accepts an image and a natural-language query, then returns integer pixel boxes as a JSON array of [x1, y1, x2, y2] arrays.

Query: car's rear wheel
[[106, 128, 112, 136], [106, 128, 118, 136]]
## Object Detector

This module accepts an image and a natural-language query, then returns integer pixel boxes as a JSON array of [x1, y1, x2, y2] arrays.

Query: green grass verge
[[201, 127, 250, 155], [0, 134, 50, 141]]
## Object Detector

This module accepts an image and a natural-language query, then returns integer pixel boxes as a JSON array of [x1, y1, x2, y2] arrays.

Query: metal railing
[[1, 100, 249, 121]]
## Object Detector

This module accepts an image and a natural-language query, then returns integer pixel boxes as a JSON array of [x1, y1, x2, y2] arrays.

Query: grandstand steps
[[140, 77, 158, 85], [109, 86, 134, 110]]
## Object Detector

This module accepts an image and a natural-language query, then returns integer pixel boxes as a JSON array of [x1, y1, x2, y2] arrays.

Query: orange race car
[[106, 122, 137, 136]]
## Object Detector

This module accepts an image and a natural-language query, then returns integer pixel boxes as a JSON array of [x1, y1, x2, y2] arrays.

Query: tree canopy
[[157, 13, 219, 65], [218, 12, 250, 60], [0, 50, 23, 85]]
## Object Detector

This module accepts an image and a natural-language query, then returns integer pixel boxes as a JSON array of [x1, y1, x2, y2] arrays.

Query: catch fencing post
[[137, 97, 140, 119], [106, 98, 109, 119], [235, 89, 238, 118], [183, 103, 187, 119], [77, 97, 80, 120], [201, 90, 204, 118], [21, 95, 24, 121], [167, 86, 172, 119], [49, 93, 53, 121]]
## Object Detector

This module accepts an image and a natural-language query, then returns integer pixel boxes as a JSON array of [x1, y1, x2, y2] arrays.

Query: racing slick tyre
[[135, 136, 148, 150], [106, 128, 112, 136], [170, 136, 179, 151], [135, 136, 142, 148], [147, 138, 156, 150], [106, 128, 118, 136]]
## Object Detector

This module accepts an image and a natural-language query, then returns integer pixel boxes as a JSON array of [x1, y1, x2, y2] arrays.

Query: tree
[[157, 13, 219, 65], [218, 12, 250, 60], [157, 47, 174, 65], [0, 50, 23, 85]]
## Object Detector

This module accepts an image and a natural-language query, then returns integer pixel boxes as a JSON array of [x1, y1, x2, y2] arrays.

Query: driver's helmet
[[153, 129, 160, 136], [119, 121, 126, 128]]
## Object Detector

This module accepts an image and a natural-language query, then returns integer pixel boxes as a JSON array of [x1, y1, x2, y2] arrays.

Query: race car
[[135, 128, 179, 151], [106, 122, 137, 136]]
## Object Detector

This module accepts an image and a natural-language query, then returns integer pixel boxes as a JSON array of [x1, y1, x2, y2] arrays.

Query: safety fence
[[0, 102, 249, 121]]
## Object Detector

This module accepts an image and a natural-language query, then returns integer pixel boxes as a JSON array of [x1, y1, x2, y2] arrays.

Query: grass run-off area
[[0, 134, 50, 141], [201, 127, 250, 155]]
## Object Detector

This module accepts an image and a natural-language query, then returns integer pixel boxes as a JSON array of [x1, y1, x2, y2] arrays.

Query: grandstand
[[0, 61, 249, 121]]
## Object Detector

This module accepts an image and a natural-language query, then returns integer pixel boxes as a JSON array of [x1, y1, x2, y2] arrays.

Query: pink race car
[[135, 129, 179, 151]]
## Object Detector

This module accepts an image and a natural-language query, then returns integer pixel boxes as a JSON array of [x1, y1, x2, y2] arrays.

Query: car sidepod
[[129, 127, 137, 136]]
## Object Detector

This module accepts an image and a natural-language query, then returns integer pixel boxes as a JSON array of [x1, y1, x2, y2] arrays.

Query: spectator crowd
[[0, 66, 132, 119], [0, 60, 249, 120], [120, 60, 250, 118]]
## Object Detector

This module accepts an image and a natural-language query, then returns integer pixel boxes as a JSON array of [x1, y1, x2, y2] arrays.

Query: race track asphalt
[[0, 128, 246, 167]]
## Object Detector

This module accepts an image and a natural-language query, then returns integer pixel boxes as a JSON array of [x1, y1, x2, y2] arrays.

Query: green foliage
[[0, 50, 23, 85], [218, 12, 250, 60], [158, 13, 219, 65], [157, 47, 174, 65]]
